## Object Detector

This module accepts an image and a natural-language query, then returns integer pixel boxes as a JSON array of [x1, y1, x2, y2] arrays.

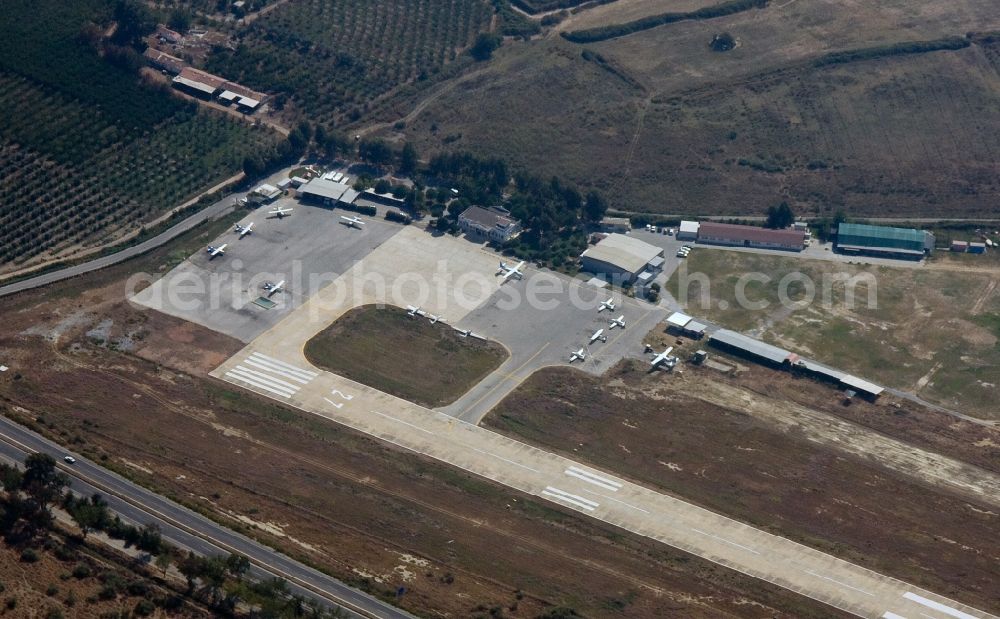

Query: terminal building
[[697, 222, 805, 251], [835, 223, 934, 259], [580, 233, 664, 285], [458, 206, 522, 243]]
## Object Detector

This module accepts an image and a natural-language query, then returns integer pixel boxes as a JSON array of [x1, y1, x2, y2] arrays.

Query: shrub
[[72, 563, 92, 579], [134, 599, 156, 616], [562, 0, 767, 43], [20, 548, 39, 563]]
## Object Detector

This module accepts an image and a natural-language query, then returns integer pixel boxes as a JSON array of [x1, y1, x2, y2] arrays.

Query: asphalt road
[[0, 167, 296, 300], [0, 415, 413, 619]]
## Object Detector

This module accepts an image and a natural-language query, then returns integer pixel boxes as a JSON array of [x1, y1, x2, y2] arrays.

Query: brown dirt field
[[0, 228, 845, 617], [486, 363, 1000, 615]]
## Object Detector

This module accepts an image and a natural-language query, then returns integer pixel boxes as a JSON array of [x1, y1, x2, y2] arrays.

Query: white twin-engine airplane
[[598, 297, 616, 313], [496, 260, 525, 283], [608, 315, 626, 330], [405, 305, 440, 323], [268, 207, 293, 218], [569, 348, 587, 363], [262, 280, 285, 297], [650, 346, 677, 369], [234, 222, 254, 238], [206, 244, 227, 258], [589, 328, 607, 344], [340, 215, 365, 228]]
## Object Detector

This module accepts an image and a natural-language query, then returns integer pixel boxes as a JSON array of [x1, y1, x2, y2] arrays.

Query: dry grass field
[[388, 0, 1000, 218], [487, 363, 1000, 615], [667, 249, 1000, 417], [304, 305, 507, 407]]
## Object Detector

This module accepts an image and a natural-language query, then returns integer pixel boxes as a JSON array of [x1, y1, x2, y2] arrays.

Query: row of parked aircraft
[[206, 206, 369, 261], [568, 298, 628, 362], [206, 206, 295, 259]]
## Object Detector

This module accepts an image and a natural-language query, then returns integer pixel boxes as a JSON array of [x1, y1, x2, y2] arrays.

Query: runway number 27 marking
[[324, 390, 355, 409]]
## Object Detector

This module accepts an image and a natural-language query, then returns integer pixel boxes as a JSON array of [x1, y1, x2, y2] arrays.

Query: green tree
[[21, 453, 70, 525], [358, 139, 392, 166], [67, 494, 110, 539], [110, 0, 155, 48], [470, 33, 502, 61], [154, 552, 171, 578], [167, 9, 191, 33], [399, 142, 418, 175], [583, 191, 607, 223], [765, 201, 795, 229]]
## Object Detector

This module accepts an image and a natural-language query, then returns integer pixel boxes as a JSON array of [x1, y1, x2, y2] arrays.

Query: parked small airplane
[[589, 328, 607, 344], [206, 244, 227, 258], [268, 207, 294, 218], [234, 222, 254, 238], [406, 305, 423, 318], [569, 348, 587, 363], [340, 215, 365, 228], [598, 298, 616, 313], [262, 280, 285, 297], [650, 346, 677, 370], [496, 260, 525, 283], [608, 315, 626, 330], [426, 313, 441, 325]]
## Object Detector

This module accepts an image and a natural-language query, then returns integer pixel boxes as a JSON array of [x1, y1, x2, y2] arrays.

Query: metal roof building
[[580, 233, 664, 283], [836, 223, 933, 258], [708, 329, 792, 365], [697, 222, 805, 251], [666, 312, 692, 329], [298, 178, 352, 205]]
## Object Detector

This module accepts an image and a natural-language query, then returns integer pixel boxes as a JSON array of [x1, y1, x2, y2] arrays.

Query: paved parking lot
[[130, 198, 403, 342], [442, 270, 669, 422]]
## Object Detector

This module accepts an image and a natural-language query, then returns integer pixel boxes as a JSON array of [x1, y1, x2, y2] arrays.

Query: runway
[[210, 229, 997, 619]]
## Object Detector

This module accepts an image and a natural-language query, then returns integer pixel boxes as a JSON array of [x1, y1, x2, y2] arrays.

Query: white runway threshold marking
[[542, 486, 599, 512], [565, 465, 622, 491], [691, 528, 760, 555], [248, 352, 318, 378], [903, 592, 979, 619], [804, 570, 873, 597], [882, 612, 907, 619], [224, 353, 317, 399]]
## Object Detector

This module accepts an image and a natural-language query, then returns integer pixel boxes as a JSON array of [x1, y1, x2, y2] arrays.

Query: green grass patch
[[304, 305, 508, 407]]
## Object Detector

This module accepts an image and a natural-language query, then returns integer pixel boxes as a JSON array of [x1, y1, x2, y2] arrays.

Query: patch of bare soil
[[487, 364, 1000, 615]]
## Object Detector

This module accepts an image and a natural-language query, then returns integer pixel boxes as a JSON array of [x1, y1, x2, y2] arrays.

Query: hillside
[[378, 0, 1000, 219], [0, 0, 283, 275]]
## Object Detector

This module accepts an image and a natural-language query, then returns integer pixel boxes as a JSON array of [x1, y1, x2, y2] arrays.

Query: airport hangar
[[579, 233, 665, 285], [836, 222, 934, 259]]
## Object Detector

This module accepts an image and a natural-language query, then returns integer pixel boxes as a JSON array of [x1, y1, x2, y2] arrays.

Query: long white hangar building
[[580, 233, 664, 284]]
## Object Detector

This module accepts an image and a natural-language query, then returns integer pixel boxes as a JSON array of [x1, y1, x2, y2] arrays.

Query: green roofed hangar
[[836, 223, 935, 260]]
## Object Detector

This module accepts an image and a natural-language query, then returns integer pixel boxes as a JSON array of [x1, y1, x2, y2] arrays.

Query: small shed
[[969, 242, 987, 254], [951, 240, 969, 252]]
